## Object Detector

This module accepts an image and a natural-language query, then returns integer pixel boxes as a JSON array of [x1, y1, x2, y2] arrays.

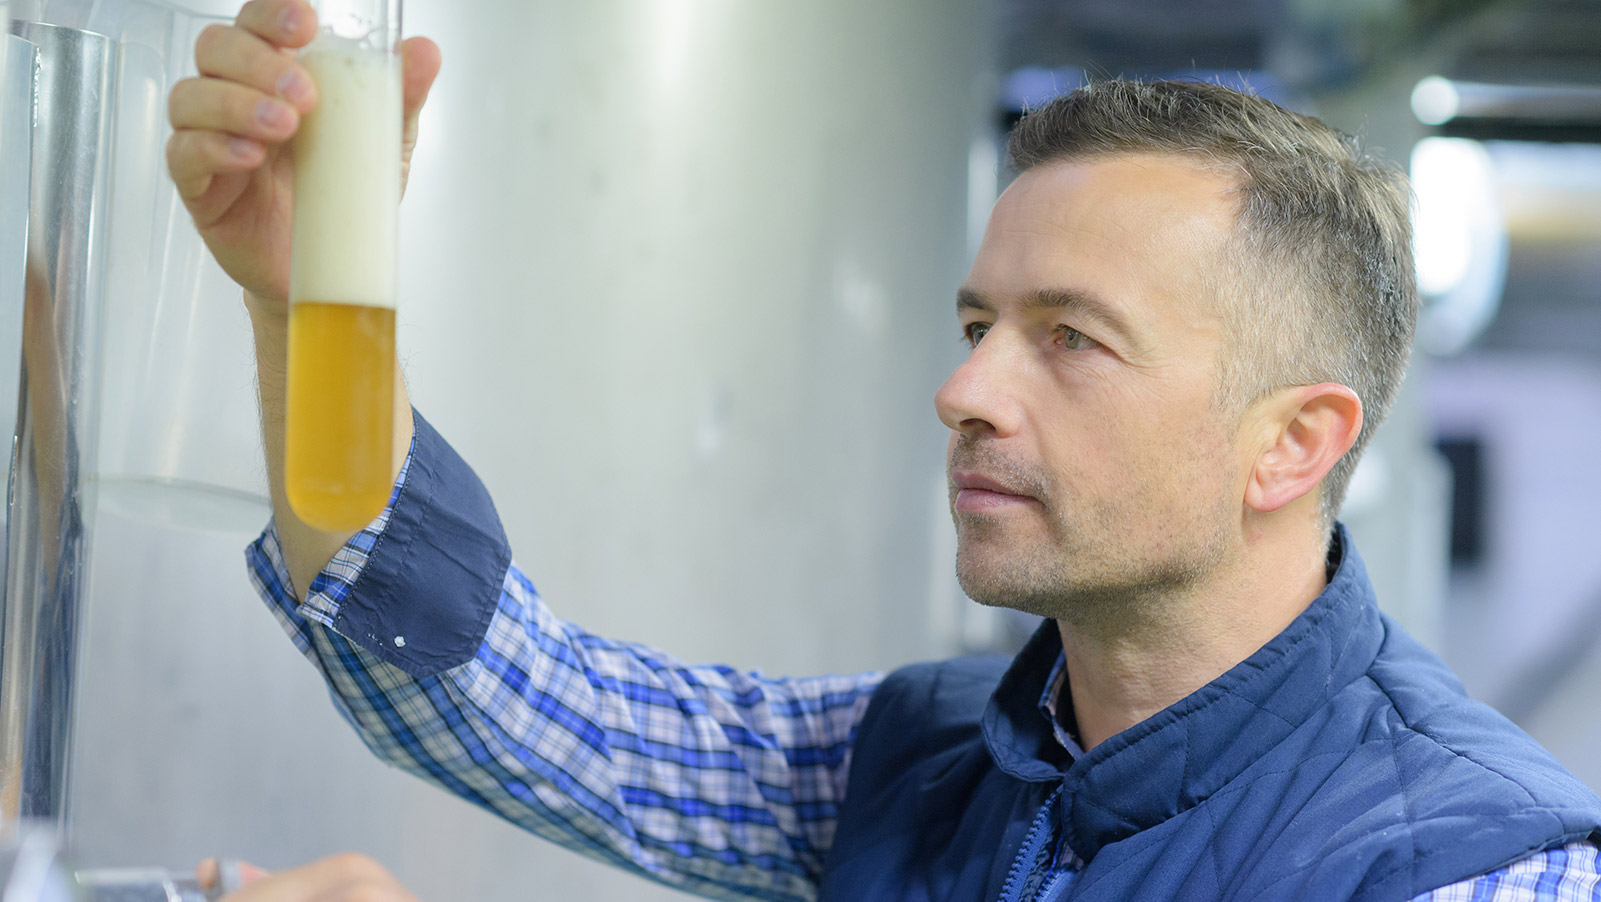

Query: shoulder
[[1363, 614, 1599, 813], [1275, 616, 1601, 900], [852, 654, 1010, 768], [877, 654, 1012, 695], [870, 655, 1010, 725]]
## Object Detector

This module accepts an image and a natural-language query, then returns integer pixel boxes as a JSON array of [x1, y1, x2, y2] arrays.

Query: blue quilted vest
[[817, 528, 1601, 901]]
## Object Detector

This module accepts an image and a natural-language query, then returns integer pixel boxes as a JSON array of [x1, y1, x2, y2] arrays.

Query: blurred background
[[1, 0, 1598, 898]]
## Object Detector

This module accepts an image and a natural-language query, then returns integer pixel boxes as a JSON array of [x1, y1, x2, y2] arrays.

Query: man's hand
[[198, 854, 421, 902], [165, 0, 440, 313], [165, 0, 429, 587]]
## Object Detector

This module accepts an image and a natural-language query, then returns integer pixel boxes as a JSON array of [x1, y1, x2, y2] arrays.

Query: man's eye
[[1058, 326, 1098, 350], [963, 323, 991, 346]]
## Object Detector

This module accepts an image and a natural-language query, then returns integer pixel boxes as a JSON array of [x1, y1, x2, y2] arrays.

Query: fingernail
[[255, 99, 291, 129], [278, 6, 302, 36], [277, 69, 313, 105], [229, 137, 258, 159]]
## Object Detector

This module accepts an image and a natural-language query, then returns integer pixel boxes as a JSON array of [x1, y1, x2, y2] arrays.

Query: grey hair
[[1006, 79, 1418, 530]]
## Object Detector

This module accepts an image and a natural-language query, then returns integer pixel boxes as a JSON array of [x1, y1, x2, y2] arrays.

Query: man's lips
[[951, 470, 1039, 513]]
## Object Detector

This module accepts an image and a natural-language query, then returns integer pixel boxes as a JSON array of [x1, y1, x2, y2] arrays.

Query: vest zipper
[[996, 784, 1065, 902], [1037, 866, 1073, 901]]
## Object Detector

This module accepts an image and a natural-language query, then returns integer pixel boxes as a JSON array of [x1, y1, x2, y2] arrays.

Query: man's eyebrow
[[956, 286, 1141, 347]]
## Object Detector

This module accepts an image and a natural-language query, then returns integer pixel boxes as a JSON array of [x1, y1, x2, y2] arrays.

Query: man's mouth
[[950, 470, 1040, 513]]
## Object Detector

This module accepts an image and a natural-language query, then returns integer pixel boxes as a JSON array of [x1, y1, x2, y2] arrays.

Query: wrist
[[245, 290, 290, 381], [243, 289, 290, 326]]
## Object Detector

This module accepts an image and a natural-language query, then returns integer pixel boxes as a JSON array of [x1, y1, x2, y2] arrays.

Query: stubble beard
[[950, 441, 1231, 638]]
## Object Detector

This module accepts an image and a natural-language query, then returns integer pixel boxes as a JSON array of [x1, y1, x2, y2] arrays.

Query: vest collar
[[980, 525, 1386, 861]]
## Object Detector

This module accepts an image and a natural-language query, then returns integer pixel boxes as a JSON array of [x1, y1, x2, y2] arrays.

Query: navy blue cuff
[[332, 410, 511, 678]]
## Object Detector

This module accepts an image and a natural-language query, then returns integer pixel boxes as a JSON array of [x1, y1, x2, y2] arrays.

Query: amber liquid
[[285, 301, 396, 531]]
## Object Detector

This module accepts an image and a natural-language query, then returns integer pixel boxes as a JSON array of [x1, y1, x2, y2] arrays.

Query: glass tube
[[285, 0, 402, 531]]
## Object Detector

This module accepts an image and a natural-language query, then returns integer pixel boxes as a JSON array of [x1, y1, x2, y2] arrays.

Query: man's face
[[935, 155, 1250, 627]]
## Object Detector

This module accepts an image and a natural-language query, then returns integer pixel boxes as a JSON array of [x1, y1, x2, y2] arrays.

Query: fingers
[[235, 861, 272, 886], [167, 0, 436, 214], [195, 859, 219, 890], [166, 129, 260, 200], [198, 858, 272, 897], [194, 19, 317, 114], [233, 0, 318, 51], [169, 76, 300, 143], [217, 853, 416, 902], [166, 0, 321, 202]]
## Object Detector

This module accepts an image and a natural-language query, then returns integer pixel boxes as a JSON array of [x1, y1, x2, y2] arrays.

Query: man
[[167, 1, 1601, 899]]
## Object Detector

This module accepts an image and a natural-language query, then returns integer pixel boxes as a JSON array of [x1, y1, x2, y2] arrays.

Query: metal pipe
[[0, 20, 115, 832]]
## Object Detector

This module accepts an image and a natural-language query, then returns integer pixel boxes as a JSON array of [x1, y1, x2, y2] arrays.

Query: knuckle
[[195, 23, 229, 59], [165, 78, 191, 124], [163, 132, 183, 172], [219, 86, 253, 127], [209, 132, 243, 165], [236, 0, 265, 25], [240, 0, 281, 35]]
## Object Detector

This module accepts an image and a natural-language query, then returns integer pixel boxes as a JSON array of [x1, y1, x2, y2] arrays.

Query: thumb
[[398, 36, 440, 197], [401, 36, 441, 127]]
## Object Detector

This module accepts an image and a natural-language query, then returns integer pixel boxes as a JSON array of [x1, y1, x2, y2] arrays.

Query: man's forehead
[[963, 155, 1240, 338], [999, 153, 1243, 228]]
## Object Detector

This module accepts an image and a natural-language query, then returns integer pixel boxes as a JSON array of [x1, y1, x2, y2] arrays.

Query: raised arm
[[165, 0, 436, 596], [243, 413, 882, 899]]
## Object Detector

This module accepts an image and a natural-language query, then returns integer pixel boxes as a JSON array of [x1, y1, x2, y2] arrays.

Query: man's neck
[[1056, 526, 1332, 751]]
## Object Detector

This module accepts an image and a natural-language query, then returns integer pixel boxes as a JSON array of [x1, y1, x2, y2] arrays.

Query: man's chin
[[954, 553, 1066, 618]]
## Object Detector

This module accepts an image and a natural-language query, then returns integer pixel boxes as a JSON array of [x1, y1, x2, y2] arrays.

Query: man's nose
[[934, 340, 1022, 438]]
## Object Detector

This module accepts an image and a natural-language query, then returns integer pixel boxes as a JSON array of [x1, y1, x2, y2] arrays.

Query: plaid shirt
[[246, 413, 1600, 901]]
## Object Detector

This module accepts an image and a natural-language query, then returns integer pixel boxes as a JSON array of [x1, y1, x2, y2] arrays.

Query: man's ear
[[1243, 383, 1363, 514]]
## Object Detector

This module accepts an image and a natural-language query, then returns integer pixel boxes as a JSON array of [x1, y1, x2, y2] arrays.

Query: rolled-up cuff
[[327, 409, 511, 677]]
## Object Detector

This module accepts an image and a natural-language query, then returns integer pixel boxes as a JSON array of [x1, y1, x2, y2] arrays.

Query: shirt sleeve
[[1409, 841, 1601, 901], [245, 411, 882, 902]]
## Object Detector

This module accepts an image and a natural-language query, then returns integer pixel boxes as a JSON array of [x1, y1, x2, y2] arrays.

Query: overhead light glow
[[1411, 76, 1460, 126], [1411, 138, 1508, 355]]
